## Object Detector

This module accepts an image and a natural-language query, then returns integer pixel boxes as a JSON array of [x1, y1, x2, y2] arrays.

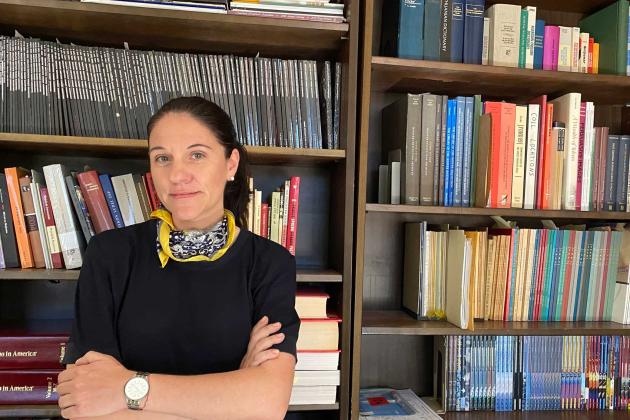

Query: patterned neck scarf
[[150, 208, 236, 268]]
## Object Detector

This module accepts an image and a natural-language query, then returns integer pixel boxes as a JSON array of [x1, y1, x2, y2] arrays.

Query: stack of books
[[79, 0, 228, 13], [435, 335, 630, 412], [228, 0, 344, 23], [0, 166, 161, 270], [290, 288, 340, 405], [0, 321, 69, 405], [380, 92, 628, 212], [246, 176, 300, 256], [381, 0, 629, 76]]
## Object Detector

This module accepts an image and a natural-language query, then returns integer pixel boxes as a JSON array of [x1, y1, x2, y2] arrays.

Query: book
[[0, 320, 70, 369], [0, 174, 20, 268], [0, 370, 62, 404], [487, 4, 521, 68], [296, 289, 329, 319], [296, 317, 340, 351], [4, 167, 33, 268], [380, 0, 424, 60]]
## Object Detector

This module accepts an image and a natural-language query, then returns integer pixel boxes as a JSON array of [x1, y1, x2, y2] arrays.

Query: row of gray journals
[[0, 35, 342, 149]]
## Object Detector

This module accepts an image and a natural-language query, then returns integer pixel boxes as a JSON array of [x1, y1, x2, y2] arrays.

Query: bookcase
[[352, 0, 630, 418], [0, 1, 359, 419]]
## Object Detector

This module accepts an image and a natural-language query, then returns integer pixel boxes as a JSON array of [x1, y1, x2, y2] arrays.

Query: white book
[[253, 190, 262, 236], [482, 17, 490, 65], [511, 105, 528, 208], [525, 6, 536, 69], [583, 102, 595, 211], [580, 32, 589, 73], [289, 385, 337, 405], [295, 351, 340, 371], [111, 174, 144, 226], [612, 282, 630, 324], [558, 26, 573, 72], [524, 104, 540, 209], [550, 93, 582, 210], [42, 164, 85, 269], [281, 180, 290, 247], [30, 170, 51, 269], [270, 191, 281, 244], [293, 370, 340, 387], [487, 4, 521, 68], [571, 27, 581, 72]]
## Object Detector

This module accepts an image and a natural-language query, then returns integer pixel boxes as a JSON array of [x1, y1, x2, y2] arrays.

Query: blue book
[[446, 99, 457, 206], [453, 96, 465, 206], [424, 0, 442, 60], [527, 231, 540, 321], [533, 19, 545, 69], [462, 96, 474, 207], [99, 174, 125, 229], [463, 0, 486, 64], [540, 230, 556, 321], [450, 0, 465, 62], [381, 0, 425, 59]]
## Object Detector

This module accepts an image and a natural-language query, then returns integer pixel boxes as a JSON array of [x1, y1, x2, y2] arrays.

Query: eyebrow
[[148, 144, 212, 153]]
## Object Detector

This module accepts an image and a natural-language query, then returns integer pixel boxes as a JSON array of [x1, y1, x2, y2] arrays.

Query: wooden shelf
[[371, 56, 630, 105], [0, 403, 338, 418], [485, 0, 616, 14], [365, 203, 630, 221], [0, 268, 342, 283], [362, 311, 630, 336], [0, 0, 348, 58], [0, 133, 345, 165], [444, 412, 620, 419]]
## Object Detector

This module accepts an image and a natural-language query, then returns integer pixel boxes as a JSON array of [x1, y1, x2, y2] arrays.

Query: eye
[[191, 152, 205, 160], [154, 155, 169, 163]]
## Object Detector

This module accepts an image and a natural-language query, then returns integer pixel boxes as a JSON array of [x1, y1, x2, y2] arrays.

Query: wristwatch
[[124, 372, 150, 410]]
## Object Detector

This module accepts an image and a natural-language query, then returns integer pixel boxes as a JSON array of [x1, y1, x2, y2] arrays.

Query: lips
[[170, 192, 200, 199]]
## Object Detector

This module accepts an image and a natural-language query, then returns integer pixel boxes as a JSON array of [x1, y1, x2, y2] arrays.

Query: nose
[[168, 158, 194, 185]]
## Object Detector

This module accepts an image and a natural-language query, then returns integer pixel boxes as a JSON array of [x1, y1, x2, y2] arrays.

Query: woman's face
[[148, 112, 239, 230]]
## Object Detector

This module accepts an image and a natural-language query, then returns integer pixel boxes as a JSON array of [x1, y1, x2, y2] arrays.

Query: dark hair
[[147, 96, 250, 229]]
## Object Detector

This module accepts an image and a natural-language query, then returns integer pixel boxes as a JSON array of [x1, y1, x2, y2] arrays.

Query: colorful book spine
[[543, 26, 560, 71], [533, 19, 545, 69]]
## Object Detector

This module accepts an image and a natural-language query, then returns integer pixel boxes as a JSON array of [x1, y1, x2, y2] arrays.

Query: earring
[[228, 176, 235, 181]]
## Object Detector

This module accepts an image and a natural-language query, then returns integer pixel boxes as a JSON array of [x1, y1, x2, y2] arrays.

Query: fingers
[[58, 368, 77, 384], [249, 321, 283, 349], [249, 349, 281, 367], [253, 332, 285, 354], [58, 393, 76, 410]]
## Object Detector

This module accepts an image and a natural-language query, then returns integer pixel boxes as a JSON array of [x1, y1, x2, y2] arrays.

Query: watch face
[[125, 377, 149, 401]]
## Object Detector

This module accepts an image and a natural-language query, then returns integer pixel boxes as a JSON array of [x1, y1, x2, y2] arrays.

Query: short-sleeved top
[[62, 219, 300, 375]]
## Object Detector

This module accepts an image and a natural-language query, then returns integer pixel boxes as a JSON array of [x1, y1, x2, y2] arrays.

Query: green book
[[518, 8, 528, 68], [469, 94, 482, 206], [541, 229, 556, 321], [585, 232, 602, 321], [579, 0, 629, 75]]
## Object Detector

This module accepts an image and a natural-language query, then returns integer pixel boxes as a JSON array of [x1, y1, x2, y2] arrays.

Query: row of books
[[0, 35, 342, 149], [246, 177, 301, 256], [78, 0, 346, 23], [0, 288, 341, 405], [380, 92, 623, 212], [403, 223, 624, 327], [0, 166, 161, 270], [437, 335, 630, 412], [291, 289, 340, 405], [382, 0, 628, 76]]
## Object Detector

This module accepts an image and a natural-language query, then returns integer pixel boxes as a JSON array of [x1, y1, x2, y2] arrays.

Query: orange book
[[484, 102, 516, 208], [540, 103, 555, 209], [587, 37, 594, 73], [4, 167, 33, 268], [18, 176, 46, 268], [593, 43, 600, 74]]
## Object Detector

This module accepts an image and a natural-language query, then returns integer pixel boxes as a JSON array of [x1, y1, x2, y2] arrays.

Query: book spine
[[398, 0, 425, 59], [0, 370, 61, 404], [433, 95, 443, 205], [571, 27, 581, 72], [533, 19, 545, 69], [462, 0, 485, 65], [439, 95, 448, 206], [0, 174, 19, 268], [604, 136, 620, 211], [260, 203, 269, 240], [518, 8, 528, 68], [576, 103, 586, 211], [18, 176, 46, 268], [525, 6, 536, 69], [0, 337, 68, 369], [587, 37, 594, 73], [524, 104, 540, 209], [450, 0, 465, 63], [488, 4, 521, 68], [454, 96, 465, 206], [440, 0, 452, 62], [616, 136, 630, 212], [579, 32, 589, 73], [499, 104, 516, 208], [511, 105, 527, 208], [406, 95, 422, 204], [4, 168, 33, 268], [462, 96, 474, 207], [558, 26, 573, 72], [420, 94, 436, 205], [76, 171, 115, 234], [543, 26, 560, 71], [469, 94, 483, 206], [482, 17, 490, 65], [98, 174, 125, 229], [39, 187, 64, 269], [424, 0, 442, 61], [287, 176, 300, 256]]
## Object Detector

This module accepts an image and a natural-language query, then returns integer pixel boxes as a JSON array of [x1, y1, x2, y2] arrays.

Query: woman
[[57, 97, 300, 420]]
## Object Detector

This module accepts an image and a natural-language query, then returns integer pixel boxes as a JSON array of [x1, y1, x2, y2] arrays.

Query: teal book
[[518, 8, 528, 68], [540, 229, 556, 321], [553, 230, 570, 321]]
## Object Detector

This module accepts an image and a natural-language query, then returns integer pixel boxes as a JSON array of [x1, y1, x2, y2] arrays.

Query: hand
[[57, 351, 133, 419], [240, 315, 285, 369]]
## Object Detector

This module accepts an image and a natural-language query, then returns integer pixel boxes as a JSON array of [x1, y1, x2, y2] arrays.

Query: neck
[[172, 209, 225, 231]]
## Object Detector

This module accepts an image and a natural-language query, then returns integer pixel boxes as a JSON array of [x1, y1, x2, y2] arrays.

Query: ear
[[227, 148, 240, 180]]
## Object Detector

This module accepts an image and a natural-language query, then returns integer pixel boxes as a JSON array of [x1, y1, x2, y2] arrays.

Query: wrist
[[124, 371, 150, 410]]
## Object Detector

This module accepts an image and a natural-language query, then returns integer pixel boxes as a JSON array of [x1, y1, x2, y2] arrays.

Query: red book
[[260, 203, 269, 240], [144, 172, 161, 211], [484, 103, 515, 208], [76, 170, 114, 234], [576, 102, 587, 211], [0, 321, 70, 370], [287, 176, 301, 255], [588, 37, 594, 73], [39, 187, 64, 269], [529, 95, 548, 209], [4, 167, 33, 268], [0, 370, 62, 404]]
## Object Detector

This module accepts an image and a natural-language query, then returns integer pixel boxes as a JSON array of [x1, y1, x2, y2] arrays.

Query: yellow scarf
[[150, 208, 236, 268]]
